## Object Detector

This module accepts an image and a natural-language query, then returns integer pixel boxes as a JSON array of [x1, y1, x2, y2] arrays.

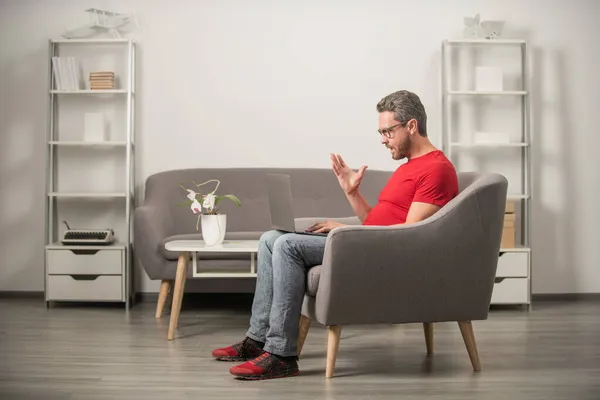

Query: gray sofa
[[134, 167, 393, 291]]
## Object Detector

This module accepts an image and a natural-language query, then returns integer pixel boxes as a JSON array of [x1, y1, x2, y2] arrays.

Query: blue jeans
[[245, 230, 326, 357]]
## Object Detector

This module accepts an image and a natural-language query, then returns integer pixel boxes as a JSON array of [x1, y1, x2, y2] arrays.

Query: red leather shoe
[[230, 352, 299, 380], [212, 337, 264, 362]]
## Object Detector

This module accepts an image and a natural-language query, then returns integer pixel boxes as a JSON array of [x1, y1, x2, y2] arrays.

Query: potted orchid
[[178, 179, 242, 246]]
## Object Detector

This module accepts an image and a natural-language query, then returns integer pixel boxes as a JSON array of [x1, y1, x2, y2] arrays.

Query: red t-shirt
[[363, 150, 458, 226]]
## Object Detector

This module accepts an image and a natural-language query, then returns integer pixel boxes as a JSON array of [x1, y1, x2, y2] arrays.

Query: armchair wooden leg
[[458, 321, 481, 371], [297, 315, 311, 357], [155, 280, 172, 318], [326, 326, 342, 379], [423, 322, 434, 355]]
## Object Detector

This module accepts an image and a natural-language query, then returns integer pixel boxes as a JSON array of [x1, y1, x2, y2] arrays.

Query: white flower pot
[[201, 214, 227, 246]]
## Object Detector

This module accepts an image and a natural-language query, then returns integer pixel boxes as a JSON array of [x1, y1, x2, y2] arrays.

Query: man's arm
[[346, 190, 372, 223], [404, 163, 457, 224], [405, 202, 441, 224]]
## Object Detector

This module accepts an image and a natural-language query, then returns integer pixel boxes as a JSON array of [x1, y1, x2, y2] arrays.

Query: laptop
[[266, 173, 328, 237]]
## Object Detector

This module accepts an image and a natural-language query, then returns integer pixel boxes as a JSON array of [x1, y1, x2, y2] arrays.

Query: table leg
[[168, 251, 189, 340], [250, 252, 256, 274]]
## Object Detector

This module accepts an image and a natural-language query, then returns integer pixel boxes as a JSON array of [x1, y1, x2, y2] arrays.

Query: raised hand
[[330, 153, 367, 195]]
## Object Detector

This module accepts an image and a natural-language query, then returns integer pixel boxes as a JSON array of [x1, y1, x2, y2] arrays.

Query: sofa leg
[[297, 315, 311, 357], [458, 321, 481, 371], [423, 322, 434, 355], [326, 325, 342, 379], [155, 280, 172, 318]]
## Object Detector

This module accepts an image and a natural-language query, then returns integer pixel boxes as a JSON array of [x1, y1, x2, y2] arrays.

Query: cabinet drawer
[[47, 249, 122, 275], [496, 252, 528, 277], [47, 275, 123, 301], [491, 278, 529, 304]]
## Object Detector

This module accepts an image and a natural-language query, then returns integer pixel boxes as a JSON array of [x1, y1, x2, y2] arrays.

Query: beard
[[389, 135, 411, 160]]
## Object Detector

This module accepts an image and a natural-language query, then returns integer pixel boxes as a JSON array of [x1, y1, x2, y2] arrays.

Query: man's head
[[376, 90, 428, 160]]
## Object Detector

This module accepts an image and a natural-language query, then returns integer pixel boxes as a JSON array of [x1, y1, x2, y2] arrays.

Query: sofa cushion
[[160, 231, 263, 261], [307, 265, 322, 296]]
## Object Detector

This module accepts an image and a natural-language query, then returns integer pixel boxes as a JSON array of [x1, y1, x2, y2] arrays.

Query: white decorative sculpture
[[62, 8, 138, 39], [463, 13, 481, 38]]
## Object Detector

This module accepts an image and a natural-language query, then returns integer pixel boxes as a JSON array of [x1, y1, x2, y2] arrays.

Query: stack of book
[[89, 71, 115, 90], [501, 201, 515, 248], [52, 56, 82, 90]]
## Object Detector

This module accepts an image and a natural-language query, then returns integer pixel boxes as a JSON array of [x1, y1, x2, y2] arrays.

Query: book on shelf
[[90, 71, 115, 90], [52, 56, 82, 90]]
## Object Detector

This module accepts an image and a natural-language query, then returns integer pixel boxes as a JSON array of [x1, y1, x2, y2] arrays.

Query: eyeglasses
[[378, 122, 405, 138]]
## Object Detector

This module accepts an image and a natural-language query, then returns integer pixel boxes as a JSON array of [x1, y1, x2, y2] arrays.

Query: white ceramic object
[[201, 214, 227, 246], [480, 20, 504, 39], [463, 13, 480, 38]]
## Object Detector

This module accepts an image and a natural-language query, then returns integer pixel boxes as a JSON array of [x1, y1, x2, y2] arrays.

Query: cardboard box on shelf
[[505, 200, 515, 213], [501, 212, 515, 248]]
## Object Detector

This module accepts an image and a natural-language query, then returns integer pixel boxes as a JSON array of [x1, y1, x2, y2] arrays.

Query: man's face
[[378, 111, 411, 160]]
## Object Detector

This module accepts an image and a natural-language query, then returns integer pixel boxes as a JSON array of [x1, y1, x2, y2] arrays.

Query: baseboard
[[0, 291, 44, 299], [532, 293, 600, 301], [2, 291, 599, 303], [138, 292, 158, 302]]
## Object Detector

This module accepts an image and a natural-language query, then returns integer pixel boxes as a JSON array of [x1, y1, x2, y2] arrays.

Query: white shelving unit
[[44, 38, 136, 310], [441, 38, 532, 307]]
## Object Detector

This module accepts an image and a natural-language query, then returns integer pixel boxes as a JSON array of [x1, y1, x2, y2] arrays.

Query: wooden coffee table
[[161, 240, 259, 340]]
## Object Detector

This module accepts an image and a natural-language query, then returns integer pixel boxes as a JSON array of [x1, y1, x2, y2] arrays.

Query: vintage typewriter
[[61, 221, 115, 246]]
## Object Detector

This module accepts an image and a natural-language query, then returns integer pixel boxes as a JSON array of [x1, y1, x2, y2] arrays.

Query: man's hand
[[306, 220, 345, 234], [331, 153, 368, 195]]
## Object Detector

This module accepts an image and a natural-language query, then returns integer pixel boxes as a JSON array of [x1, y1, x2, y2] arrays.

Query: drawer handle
[[70, 275, 100, 281], [69, 250, 100, 255], [494, 277, 506, 284]]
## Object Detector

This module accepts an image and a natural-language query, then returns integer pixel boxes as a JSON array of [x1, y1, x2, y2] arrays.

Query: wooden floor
[[0, 296, 599, 399]]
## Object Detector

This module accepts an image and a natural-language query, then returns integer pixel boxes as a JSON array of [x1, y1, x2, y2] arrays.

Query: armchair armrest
[[133, 205, 176, 280], [313, 204, 499, 326]]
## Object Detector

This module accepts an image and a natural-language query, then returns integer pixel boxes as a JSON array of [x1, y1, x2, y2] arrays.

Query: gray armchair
[[297, 172, 508, 378]]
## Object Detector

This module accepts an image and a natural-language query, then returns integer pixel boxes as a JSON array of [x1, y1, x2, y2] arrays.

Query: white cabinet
[[47, 248, 123, 275], [491, 278, 529, 304], [47, 275, 124, 301], [45, 246, 127, 302], [44, 38, 136, 309], [496, 252, 529, 278], [491, 251, 530, 304]]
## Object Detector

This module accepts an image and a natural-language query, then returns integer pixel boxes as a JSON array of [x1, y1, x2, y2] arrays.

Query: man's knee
[[259, 230, 286, 250], [272, 235, 297, 256]]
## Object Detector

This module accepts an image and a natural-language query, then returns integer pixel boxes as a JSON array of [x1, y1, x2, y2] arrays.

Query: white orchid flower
[[202, 193, 216, 210], [186, 189, 202, 214], [186, 189, 197, 201], [190, 199, 202, 214]]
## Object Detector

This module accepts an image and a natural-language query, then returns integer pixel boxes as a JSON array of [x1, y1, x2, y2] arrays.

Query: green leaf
[[215, 194, 242, 207]]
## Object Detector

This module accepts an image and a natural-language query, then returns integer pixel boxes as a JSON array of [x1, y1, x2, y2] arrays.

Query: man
[[212, 90, 459, 380]]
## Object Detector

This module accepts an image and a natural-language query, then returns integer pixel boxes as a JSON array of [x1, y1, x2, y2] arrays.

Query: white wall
[[1, 0, 598, 294]]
